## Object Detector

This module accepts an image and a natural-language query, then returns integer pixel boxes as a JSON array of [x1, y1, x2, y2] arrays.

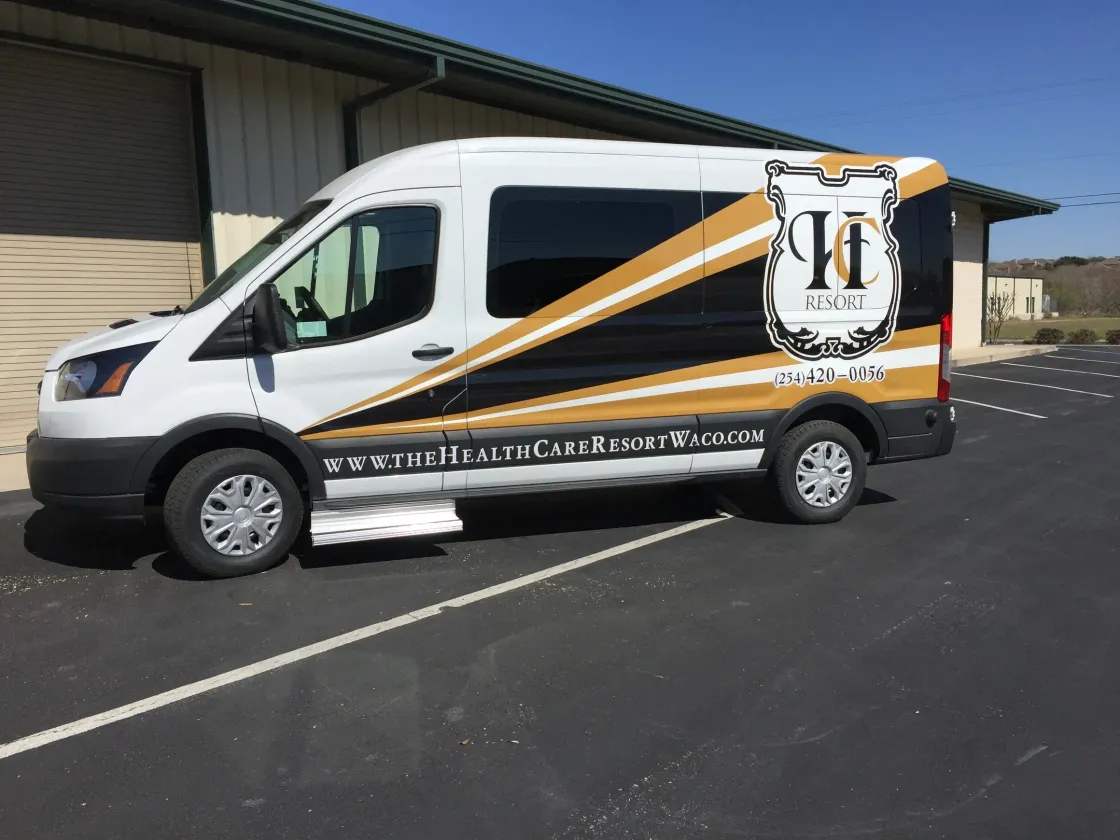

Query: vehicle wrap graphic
[[313, 419, 772, 479], [299, 154, 949, 443], [763, 161, 901, 361]]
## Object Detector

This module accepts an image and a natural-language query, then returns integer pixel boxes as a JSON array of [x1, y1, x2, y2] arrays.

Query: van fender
[[128, 414, 326, 500], [759, 393, 888, 470]]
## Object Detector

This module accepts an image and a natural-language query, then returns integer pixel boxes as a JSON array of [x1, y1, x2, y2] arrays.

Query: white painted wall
[[952, 200, 985, 349], [989, 276, 1043, 320], [0, 2, 622, 273]]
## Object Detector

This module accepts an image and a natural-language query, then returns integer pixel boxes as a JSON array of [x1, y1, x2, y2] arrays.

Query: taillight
[[937, 313, 952, 402]]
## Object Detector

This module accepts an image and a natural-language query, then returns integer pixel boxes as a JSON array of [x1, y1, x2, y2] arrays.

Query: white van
[[27, 138, 955, 577]]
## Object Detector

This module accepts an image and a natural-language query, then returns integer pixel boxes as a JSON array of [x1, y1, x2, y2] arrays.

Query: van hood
[[44, 313, 183, 371]]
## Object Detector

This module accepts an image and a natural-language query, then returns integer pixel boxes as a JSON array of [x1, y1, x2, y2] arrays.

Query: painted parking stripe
[[955, 372, 1112, 398], [1048, 353, 1120, 364], [953, 398, 1047, 419], [0, 515, 727, 762], [1046, 347, 1120, 357], [1002, 362, 1120, 379]]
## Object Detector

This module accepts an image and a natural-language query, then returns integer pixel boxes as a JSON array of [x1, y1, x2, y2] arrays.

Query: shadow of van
[[20, 482, 895, 576]]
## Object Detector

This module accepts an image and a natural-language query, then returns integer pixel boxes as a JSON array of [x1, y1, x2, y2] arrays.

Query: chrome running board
[[310, 500, 462, 547]]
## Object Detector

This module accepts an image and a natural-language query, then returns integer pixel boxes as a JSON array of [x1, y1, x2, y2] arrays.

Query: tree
[[987, 290, 1015, 342]]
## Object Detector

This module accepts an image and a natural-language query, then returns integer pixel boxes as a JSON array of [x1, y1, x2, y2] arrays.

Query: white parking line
[[953, 398, 1047, 419], [1048, 353, 1120, 364], [0, 515, 727, 761], [955, 372, 1112, 398], [1002, 362, 1120, 379], [1047, 346, 1120, 357]]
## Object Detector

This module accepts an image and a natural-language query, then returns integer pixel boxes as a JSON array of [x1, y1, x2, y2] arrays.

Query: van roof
[[314, 137, 936, 203]]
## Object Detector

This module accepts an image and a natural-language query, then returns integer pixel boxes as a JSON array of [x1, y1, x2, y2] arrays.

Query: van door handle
[[412, 344, 454, 360]]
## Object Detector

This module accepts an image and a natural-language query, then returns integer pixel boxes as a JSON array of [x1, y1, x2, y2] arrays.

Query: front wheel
[[163, 448, 304, 578], [771, 420, 866, 524]]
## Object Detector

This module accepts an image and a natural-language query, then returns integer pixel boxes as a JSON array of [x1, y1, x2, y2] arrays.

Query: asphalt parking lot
[[2, 348, 1119, 839]]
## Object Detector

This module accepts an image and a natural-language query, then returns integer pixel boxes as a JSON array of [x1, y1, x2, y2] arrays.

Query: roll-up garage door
[[0, 42, 202, 447]]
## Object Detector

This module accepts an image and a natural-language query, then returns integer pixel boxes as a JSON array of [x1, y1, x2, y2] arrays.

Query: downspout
[[981, 216, 990, 344], [343, 56, 447, 170]]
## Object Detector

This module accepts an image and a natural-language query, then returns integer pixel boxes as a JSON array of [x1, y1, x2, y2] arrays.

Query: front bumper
[[874, 399, 956, 464], [26, 430, 155, 515]]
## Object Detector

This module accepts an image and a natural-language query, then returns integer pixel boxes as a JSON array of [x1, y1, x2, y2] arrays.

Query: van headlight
[[55, 343, 157, 401]]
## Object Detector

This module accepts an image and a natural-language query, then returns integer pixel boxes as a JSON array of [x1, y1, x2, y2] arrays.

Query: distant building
[[988, 275, 1044, 320]]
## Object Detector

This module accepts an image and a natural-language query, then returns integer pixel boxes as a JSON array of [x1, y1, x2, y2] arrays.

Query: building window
[[486, 187, 696, 318], [271, 206, 438, 345]]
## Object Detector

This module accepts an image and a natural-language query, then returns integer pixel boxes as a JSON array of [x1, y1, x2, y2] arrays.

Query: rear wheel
[[163, 448, 303, 578], [771, 420, 866, 524]]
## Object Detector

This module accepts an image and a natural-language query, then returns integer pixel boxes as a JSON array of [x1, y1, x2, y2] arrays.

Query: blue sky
[[343, 0, 1118, 261]]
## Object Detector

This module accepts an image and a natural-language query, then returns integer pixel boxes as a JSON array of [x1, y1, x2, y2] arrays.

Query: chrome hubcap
[[796, 441, 853, 508], [200, 474, 283, 555]]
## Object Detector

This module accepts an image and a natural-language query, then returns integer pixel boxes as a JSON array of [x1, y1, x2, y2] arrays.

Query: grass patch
[[998, 317, 1120, 341]]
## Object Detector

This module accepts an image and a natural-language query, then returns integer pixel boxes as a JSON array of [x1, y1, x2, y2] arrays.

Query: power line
[[813, 86, 1120, 130], [963, 151, 1120, 169], [1044, 191, 1120, 200], [1057, 199, 1120, 208], [771, 73, 1120, 123]]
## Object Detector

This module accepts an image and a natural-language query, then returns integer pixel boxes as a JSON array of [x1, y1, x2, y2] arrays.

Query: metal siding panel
[[398, 89, 420, 149], [87, 17, 123, 52], [435, 94, 456, 141], [312, 66, 344, 186], [121, 22, 154, 57], [263, 57, 299, 216], [470, 101, 487, 136], [288, 61, 322, 202], [0, 2, 18, 29], [16, 2, 52, 37], [416, 89, 439, 144], [239, 51, 277, 224], [378, 95, 402, 155], [153, 31, 186, 64], [450, 97, 469, 137]]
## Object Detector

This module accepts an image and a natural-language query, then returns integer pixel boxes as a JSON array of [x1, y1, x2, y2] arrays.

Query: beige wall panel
[[952, 200, 985, 349]]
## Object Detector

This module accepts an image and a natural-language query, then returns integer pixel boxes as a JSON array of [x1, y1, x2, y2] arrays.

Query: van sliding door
[[458, 150, 705, 492]]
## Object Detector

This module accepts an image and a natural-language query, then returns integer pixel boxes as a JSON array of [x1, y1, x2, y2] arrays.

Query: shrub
[[1106, 329, 1120, 345], [1067, 328, 1099, 345], [1033, 327, 1064, 344], [1042, 311, 1054, 320]]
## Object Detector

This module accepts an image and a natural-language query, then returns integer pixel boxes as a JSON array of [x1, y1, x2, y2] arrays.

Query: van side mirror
[[251, 283, 289, 354]]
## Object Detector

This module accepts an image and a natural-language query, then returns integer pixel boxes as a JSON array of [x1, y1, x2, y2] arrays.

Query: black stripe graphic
[[307, 412, 782, 479]]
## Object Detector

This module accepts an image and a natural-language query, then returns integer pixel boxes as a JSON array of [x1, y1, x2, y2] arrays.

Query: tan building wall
[[988, 276, 1043, 320], [0, 1, 623, 274], [951, 200, 985, 350]]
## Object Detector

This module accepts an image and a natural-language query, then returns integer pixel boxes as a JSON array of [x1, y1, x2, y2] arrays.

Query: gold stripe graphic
[[305, 158, 946, 433], [303, 326, 940, 440]]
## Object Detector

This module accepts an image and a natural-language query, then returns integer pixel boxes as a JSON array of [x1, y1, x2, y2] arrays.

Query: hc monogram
[[763, 161, 902, 361]]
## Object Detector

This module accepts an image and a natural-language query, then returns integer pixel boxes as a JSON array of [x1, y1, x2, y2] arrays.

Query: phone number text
[[774, 365, 885, 388]]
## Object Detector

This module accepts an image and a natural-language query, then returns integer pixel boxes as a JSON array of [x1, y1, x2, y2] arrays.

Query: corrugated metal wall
[[0, 1, 624, 273]]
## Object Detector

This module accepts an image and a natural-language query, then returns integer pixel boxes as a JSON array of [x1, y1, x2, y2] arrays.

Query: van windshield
[[183, 200, 331, 314]]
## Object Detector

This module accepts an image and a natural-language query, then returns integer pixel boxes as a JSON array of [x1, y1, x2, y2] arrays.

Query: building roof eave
[[43, 0, 1058, 221]]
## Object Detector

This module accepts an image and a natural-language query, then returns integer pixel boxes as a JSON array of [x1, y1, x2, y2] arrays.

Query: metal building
[[0, 0, 1057, 473]]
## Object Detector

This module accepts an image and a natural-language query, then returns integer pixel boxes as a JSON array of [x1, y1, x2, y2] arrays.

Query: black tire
[[163, 448, 304, 578], [771, 420, 866, 524]]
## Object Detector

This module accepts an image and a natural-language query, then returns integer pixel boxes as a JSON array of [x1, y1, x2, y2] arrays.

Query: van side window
[[270, 206, 438, 346], [486, 187, 696, 318]]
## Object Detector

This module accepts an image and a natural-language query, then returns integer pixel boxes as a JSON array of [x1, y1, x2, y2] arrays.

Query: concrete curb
[[951, 345, 1055, 369]]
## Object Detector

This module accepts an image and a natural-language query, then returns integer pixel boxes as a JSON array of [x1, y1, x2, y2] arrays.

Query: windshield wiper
[[150, 304, 186, 317]]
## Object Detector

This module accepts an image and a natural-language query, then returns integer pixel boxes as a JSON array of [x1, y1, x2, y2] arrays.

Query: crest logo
[[763, 161, 901, 361]]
